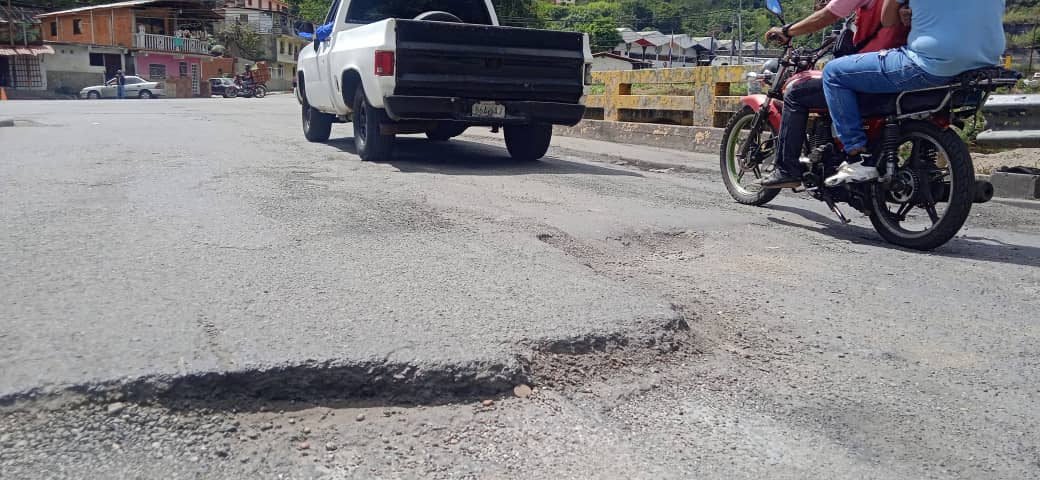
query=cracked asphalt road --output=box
[1,96,1038,479]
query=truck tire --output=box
[504,124,552,161]
[425,123,468,142]
[352,85,395,161]
[302,103,333,142]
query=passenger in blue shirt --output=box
[820,0,1006,187]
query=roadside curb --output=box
[0,118,14,128]
[978,173,1040,201]
[554,120,724,155]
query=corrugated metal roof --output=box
[0,4,45,23]
[36,0,163,17]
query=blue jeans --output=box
[117,85,125,99]
[822,48,953,154]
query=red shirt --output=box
[854,0,909,53]
[827,0,909,53]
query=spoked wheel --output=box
[868,121,974,251]
[254,85,267,98]
[720,106,781,206]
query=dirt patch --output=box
[973,148,1040,174]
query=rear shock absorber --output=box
[880,117,901,182]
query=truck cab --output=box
[296,0,592,161]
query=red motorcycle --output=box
[231,74,267,98]
[721,0,1016,250]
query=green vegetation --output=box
[23,0,1040,53]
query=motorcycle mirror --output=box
[766,0,785,21]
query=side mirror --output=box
[766,0,784,22]
[295,21,315,35]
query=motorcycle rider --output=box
[760,0,910,189]
[821,0,1006,186]
[241,64,254,86]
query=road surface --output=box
[1,96,1038,479]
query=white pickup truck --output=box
[295,0,593,162]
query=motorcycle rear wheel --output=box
[720,106,781,206]
[867,121,974,251]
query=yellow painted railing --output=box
[585,66,752,128]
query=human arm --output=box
[765,7,840,43]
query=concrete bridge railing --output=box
[584,66,751,128]
[559,66,753,154]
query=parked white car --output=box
[295,0,592,162]
[80,76,164,99]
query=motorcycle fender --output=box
[740,94,782,131]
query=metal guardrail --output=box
[585,66,751,128]
[977,94,1040,148]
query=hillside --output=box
[20,0,1040,51]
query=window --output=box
[279,40,284,54]
[148,64,167,79]
[345,0,492,25]
[89,53,104,66]
[50,22,57,36]
[323,0,340,24]
[125,76,144,84]
[247,0,252,5]
[179,61,188,77]
[73,19,83,34]
[238,13,248,23]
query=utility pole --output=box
[737,0,743,65]
[1031,27,1038,76]
[8,0,15,47]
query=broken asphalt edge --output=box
[0,312,691,412]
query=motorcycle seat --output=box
[858,89,956,117]
[857,67,1017,118]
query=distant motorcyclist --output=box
[760,0,909,189]
[821,0,1006,186]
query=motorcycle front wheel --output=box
[867,121,974,251]
[254,85,267,98]
[720,106,781,206]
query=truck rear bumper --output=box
[383,96,585,126]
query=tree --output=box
[576,17,622,51]
[289,0,334,24]
[217,21,263,59]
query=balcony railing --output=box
[133,33,211,55]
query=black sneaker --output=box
[759,169,802,189]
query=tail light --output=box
[374,50,395,76]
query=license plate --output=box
[471,102,506,118]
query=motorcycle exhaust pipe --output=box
[933,179,994,204]
[973,179,994,204]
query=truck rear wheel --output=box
[302,103,333,142]
[504,123,552,161]
[353,86,395,161]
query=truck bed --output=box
[393,20,586,104]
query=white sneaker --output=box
[824,161,879,187]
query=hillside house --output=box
[37,0,222,93]
[0,4,53,90]
[217,0,301,90]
